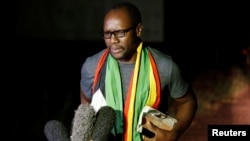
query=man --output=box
[80,2,197,141]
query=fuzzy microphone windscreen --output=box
[91,106,116,141]
[44,120,70,141]
[70,104,96,141]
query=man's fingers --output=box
[141,116,157,138]
[142,115,157,131]
[141,127,155,138]
[142,135,152,141]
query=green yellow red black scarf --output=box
[92,42,161,141]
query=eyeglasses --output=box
[100,26,136,39]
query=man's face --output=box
[103,8,142,63]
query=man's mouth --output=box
[111,47,123,54]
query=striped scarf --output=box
[92,42,161,141]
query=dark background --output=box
[6,1,249,141]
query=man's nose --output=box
[110,33,119,43]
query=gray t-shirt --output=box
[80,47,188,104]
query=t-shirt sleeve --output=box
[80,49,105,99]
[80,50,105,100]
[169,61,189,98]
[80,57,95,100]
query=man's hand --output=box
[142,116,178,141]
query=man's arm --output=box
[142,86,197,141]
[169,86,197,140]
[80,87,91,105]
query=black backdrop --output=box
[6,1,250,141]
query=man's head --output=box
[102,2,143,63]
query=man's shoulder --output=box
[82,49,106,70]
[147,47,172,61]
[85,49,106,62]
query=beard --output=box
[109,46,136,63]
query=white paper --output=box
[90,88,107,113]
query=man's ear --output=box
[136,23,143,37]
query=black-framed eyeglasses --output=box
[100,26,136,39]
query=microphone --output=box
[44,120,70,141]
[70,104,96,141]
[90,106,116,141]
